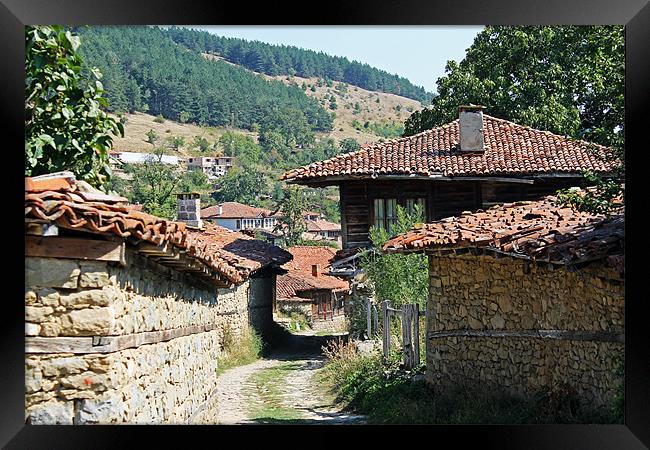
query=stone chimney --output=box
[176,192,203,228]
[458,105,485,152]
[312,264,320,277]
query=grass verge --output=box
[216,326,264,376]
[318,338,622,424]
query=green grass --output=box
[216,327,264,376]
[276,310,311,333]
[247,362,304,423]
[319,339,622,424]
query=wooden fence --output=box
[364,298,424,370]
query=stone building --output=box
[24,172,291,424]
[276,246,349,332]
[383,193,624,410]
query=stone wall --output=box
[25,248,274,424]
[426,254,624,408]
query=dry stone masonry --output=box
[25,249,274,424]
[426,254,624,408]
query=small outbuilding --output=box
[276,246,349,332]
[383,193,624,409]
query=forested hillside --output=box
[74,26,333,143]
[165,27,432,103]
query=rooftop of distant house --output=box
[277,245,349,300]
[305,218,341,233]
[201,202,279,220]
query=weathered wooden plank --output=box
[366,298,372,338]
[427,329,625,343]
[413,303,420,367]
[25,235,125,265]
[25,322,222,354]
[382,300,390,358]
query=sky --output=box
[193,26,484,93]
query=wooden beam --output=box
[25,235,125,265]
[25,323,222,354]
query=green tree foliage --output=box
[274,186,307,247]
[75,26,333,134]
[339,138,360,153]
[214,167,268,206]
[361,205,428,307]
[115,150,215,219]
[557,144,624,214]
[191,135,211,153]
[219,131,262,167]
[403,26,624,148]
[166,135,185,151]
[164,27,431,101]
[367,121,404,138]
[145,129,159,146]
[121,148,180,219]
[25,25,123,189]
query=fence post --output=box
[366,298,372,338]
[413,303,420,367]
[401,304,412,369]
[372,304,378,337]
[382,300,390,358]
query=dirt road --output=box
[212,332,365,425]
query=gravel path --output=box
[212,333,365,425]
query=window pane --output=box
[386,199,397,232]
[374,198,385,229]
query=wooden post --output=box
[366,298,372,338]
[414,303,420,367]
[372,304,379,338]
[401,304,411,369]
[382,300,390,358]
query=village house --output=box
[201,201,280,232]
[302,215,342,245]
[276,246,349,332]
[187,156,235,180]
[281,105,614,251]
[383,193,624,410]
[24,173,292,424]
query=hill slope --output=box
[167,26,433,103]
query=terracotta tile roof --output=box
[281,114,614,182]
[25,175,291,285]
[276,274,317,301]
[201,202,278,219]
[383,192,624,271]
[305,218,341,233]
[277,246,349,300]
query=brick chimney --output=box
[176,192,203,228]
[458,105,485,152]
[312,264,320,277]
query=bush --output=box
[153,114,165,123]
[216,326,264,375]
[320,341,620,424]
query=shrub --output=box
[216,326,264,375]
[320,342,620,424]
[153,114,165,123]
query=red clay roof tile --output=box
[281,115,615,182]
[383,192,623,271]
[25,175,291,284]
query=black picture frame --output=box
[2,0,648,447]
